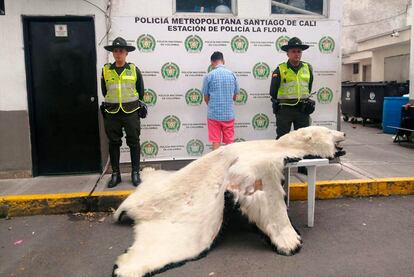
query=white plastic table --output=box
[284,158,329,227]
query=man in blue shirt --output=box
[202,51,239,150]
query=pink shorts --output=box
[208,119,235,144]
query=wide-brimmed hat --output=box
[104,37,135,52]
[281,37,309,52]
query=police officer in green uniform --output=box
[102,37,144,188]
[269,37,314,139]
[269,37,314,175]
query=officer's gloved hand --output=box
[137,101,147,118]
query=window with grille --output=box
[175,0,234,14]
[0,0,5,15]
[271,0,325,16]
[353,63,359,74]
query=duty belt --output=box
[279,99,302,105]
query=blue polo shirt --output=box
[202,65,239,121]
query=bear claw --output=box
[112,264,118,277]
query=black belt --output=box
[279,99,302,104]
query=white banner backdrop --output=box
[109,16,340,162]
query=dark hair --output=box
[210,51,224,61]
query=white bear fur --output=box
[113,126,345,277]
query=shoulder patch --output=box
[272,73,278,78]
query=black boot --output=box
[108,172,121,188]
[131,171,141,187]
[107,144,121,188]
[130,146,141,187]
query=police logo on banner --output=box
[143,89,157,106]
[317,87,334,104]
[253,63,270,79]
[319,36,335,54]
[252,113,270,130]
[162,115,181,132]
[235,88,248,105]
[141,141,159,158]
[231,35,249,53]
[186,139,204,156]
[275,35,290,52]
[185,88,203,106]
[137,34,156,52]
[185,35,203,53]
[161,62,180,80]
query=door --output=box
[362,65,371,82]
[23,16,101,175]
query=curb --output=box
[0,191,130,218]
[289,177,414,200]
[1,177,414,218]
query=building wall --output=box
[342,61,372,82]
[342,0,410,55]
[0,0,342,177]
[0,111,32,178]
[384,54,410,81]
[362,64,372,81]
[371,43,410,81]
[109,0,341,19]
[342,64,353,82]
[342,0,412,91]
[0,0,108,177]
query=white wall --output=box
[110,0,341,20]
[0,0,108,111]
[343,57,374,82]
[371,43,410,81]
[360,59,372,82]
[0,0,344,172]
[237,0,271,18]
[0,0,342,112]
[342,0,409,55]
[384,54,410,81]
[111,0,173,16]
[342,64,353,82]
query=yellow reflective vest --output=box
[277,62,310,102]
[103,63,140,113]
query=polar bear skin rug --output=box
[112,126,345,277]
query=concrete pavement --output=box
[1,121,414,217]
[1,196,413,277]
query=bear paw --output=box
[112,253,145,277]
[112,264,143,277]
[269,225,302,256]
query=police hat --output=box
[104,37,136,52]
[281,37,309,52]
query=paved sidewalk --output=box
[1,121,413,217]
